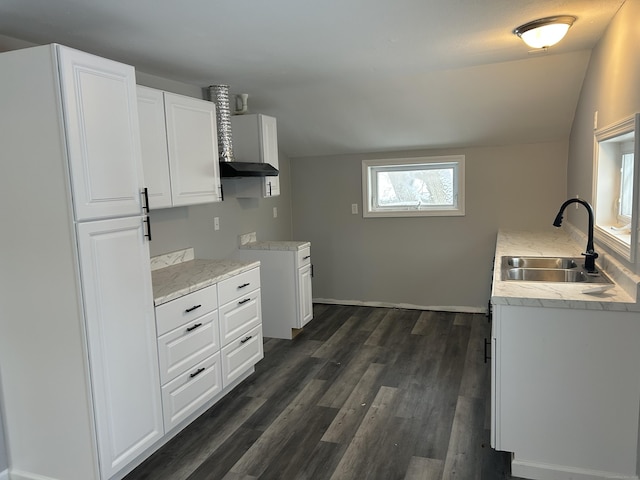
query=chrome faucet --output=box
[552,198,598,273]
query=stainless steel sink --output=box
[500,256,612,283]
[505,256,578,269]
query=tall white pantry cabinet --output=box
[0,44,163,480]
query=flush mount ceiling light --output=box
[513,16,576,49]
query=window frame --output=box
[362,155,465,218]
[592,113,640,263]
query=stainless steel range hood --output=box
[219,161,278,177]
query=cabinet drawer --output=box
[221,325,263,388]
[219,289,262,346]
[155,284,218,336]
[157,309,220,385]
[297,245,311,267]
[161,352,222,432]
[218,268,260,305]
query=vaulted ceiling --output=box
[0,0,625,158]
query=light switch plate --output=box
[214,217,220,230]
[273,207,278,218]
[351,203,358,214]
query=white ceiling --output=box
[0,0,625,158]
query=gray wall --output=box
[135,71,294,260]
[290,142,568,310]
[567,0,640,275]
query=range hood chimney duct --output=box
[207,85,278,177]
[208,85,235,162]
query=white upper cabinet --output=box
[164,91,222,206]
[57,46,144,221]
[231,113,280,197]
[137,86,173,209]
[137,87,222,208]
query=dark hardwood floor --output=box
[125,304,514,480]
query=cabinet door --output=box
[76,216,163,479]
[231,114,280,198]
[261,115,280,197]
[57,45,144,221]
[163,92,221,206]
[137,85,173,209]
[297,263,313,328]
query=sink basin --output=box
[500,256,612,283]
[505,256,578,269]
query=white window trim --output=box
[362,155,465,218]
[592,113,640,263]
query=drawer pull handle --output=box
[186,323,203,332]
[240,335,253,344]
[190,367,206,378]
[238,298,251,305]
[303,255,311,260]
[185,304,202,313]
[238,282,250,289]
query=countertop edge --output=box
[152,259,261,306]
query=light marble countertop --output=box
[239,240,310,251]
[492,229,640,311]
[150,249,260,306]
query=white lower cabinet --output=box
[491,304,640,480]
[235,243,313,339]
[153,266,263,435]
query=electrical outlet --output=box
[273,207,278,218]
[214,217,220,231]
[351,203,358,214]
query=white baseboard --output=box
[313,298,487,314]
[0,468,8,480]
[512,458,639,480]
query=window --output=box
[362,156,465,217]
[593,114,639,262]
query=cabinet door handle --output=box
[143,216,152,241]
[303,255,311,260]
[219,184,224,201]
[238,282,250,289]
[238,298,250,305]
[311,264,314,277]
[240,335,252,344]
[186,322,203,332]
[190,367,206,378]
[142,187,150,213]
[484,338,491,364]
[185,304,202,313]
[267,181,272,196]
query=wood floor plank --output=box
[257,405,338,480]
[187,427,262,480]
[316,344,386,409]
[459,316,491,400]
[322,362,386,443]
[442,395,486,480]
[328,386,398,480]
[228,378,328,477]
[404,456,444,480]
[124,394,266,480]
